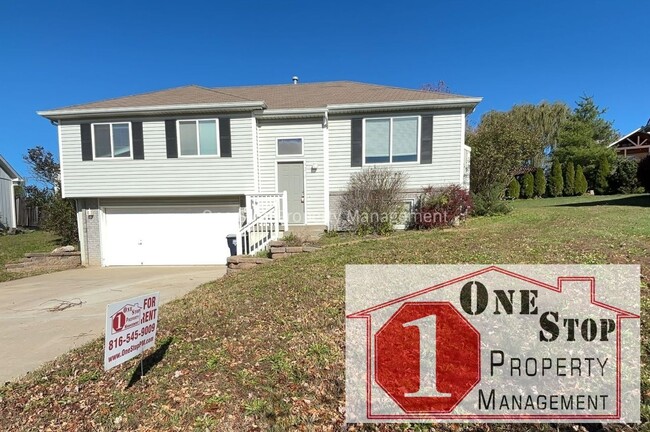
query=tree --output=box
[609,157,639,194]
[510,102,570,166]
[23,146,78,244]
[548,160,564,197]
[563,161,575,196]
[554,96,618,187]
[638,156,650,192]
[594,155,611,194]
[507,177,520,199]
[421,81,451,93]
[534,168,546,197]
[575,165,588,194]
[521,173,534,199]
[468,111,539,194]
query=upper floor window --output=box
[178,119,219,156]
[93,123,131,158]
[277,138,303,156]
[364,116,418,164]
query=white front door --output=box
[102,206,239,266]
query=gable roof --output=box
[0,155,21,180]
[38,81,482,119]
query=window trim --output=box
[276,137,304,157]
[176,118,221,158]
[91,122,133,160]
[362,116,420,166]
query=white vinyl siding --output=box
[329,109,465,192]
[257,119,325,225]
[0,168,14,228]
[59,115,255,197]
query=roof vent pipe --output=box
[292,76,299,85]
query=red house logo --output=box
[110,303,142,334]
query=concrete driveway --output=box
[0,266,225,384]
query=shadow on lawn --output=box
[126,337,173,389]
[557,195,650,208]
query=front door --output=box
[277,162,305,224]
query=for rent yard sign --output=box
[104,292,160,371]
[345,265,640,423]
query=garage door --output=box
[102,206,239,266]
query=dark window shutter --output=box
[131,122,144,160]
[420,116,433,164]
[219,118,231,157]
[165,120,178,158]
[351,118,362,167]
[80,123,93,161]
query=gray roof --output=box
[0,155,21,180]
[40,81,481,116]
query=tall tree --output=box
[521,173,534,199]
[468,111,540,194]
[575,165,588,194]
[548,160,564,197]
[510,102,570,166]
[594,155,611,195]
[554,96,617,187]
[564,161,575,196]
[534,168,546,197]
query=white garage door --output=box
[102,206,239,266]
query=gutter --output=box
[37,101,267,120]
[255,108,327,120]
[327,97,483,114]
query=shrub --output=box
[638,156,650,192]
[563,161,575,196]
[575,164,588,195]
[594,155,611,194]
[412,185,472,229]
[609,157,639,194]
[43,194,78,245]
[338,167,406,235]
[507,177,520,200]
[471,184,512,216]
[548,160,564,197]
[521,173,534,199]
[534,168,546,198]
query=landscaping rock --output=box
[302,246,320,252]
[271,253,288,259]
[52,245,76,253]
[269,240,287,247]
[285,246,303,253]
[270,247,286,254]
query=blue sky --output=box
[1,0,648,181]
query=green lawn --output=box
[1,195,649,431]
[0,230,60,282]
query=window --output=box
[277,138,303,156]
[93,123,131,158]
[178,120,219,156]
[364,116,418,164]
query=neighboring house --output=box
[0,155,22,229]
[38,80,481,267]
[608,119,650,161]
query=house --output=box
[37,80,481,267]
[0,155,22,230]
[607,119,650,161]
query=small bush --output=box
[609,157,639,194]
[575,164,588,195]
[534,168,546,198]
[471,184,512,216]
[638,156,650,192]
[338,167,407,235]
[412,185,472,229]
[507,177,520,200]
[563,161,575,196]
[548,160,564,197]
[521,173,534,199]
[43,194,78,245]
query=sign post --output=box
[104,292,160,372]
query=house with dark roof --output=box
[38,80,482,267]
[0,155,22,229]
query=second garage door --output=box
[102,206,239,266]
